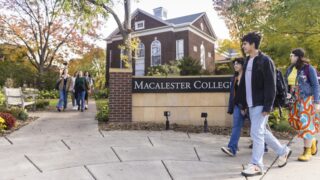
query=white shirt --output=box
[245,57,255,107]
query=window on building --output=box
[193,46,198,52]
[120,49,124,68]
[109,50,112,65]
[200,44,206,69]
[135,21,145,30]
[208,52,211,58]
[151,39,161,66]
[200,23,204,31]
[137,43,145,58]
[176,39,184,60]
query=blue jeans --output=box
[77,91,86,110]
[57,90,68,109]
[249,106,289,170]
[228,105,245,155]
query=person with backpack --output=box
[56,68,72,112]
[284,48,320,161]
[236,32,291,177]
[75,71,89,112]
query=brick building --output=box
[106,7,217,76]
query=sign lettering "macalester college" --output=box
[132,76,232,93]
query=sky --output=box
[98,0,230,47]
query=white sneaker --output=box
[241,164,263,177]
[72,106,77,110]
[221,147,234,157]
[277,148,292,168]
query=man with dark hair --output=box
[237,32,292,177]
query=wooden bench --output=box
[4,87,35,110]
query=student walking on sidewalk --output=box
[236,32,291,177]
[221,57,246,156]
[56,69,71,112]
[285,48,320,161]
[75,71,89,112]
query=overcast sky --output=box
[99,0,230,47]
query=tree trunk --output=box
[37,66,45,90]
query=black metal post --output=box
[204,117,208,133]
[166,116,170,130]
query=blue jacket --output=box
[285,64,319,103]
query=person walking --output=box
[84,71,94,110]
[70,71,78,110]
[75,71,88,112]
[56,69,71,112]
[221,57,246,156]
[237,32,291,177]
[285,48,320,161]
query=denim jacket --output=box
[285,64,319,103]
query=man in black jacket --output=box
[238,32,292,177]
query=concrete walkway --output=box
[0,101,319,180]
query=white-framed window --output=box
[109,50,112,64]
[176,39,184,60]
[135,20,145,30]
[137,43,145,58]
[200,43,206,69]
[200,23,204,31]
[193,46,198,52]
[135,43,145,76]
[151,38,161,66]
[120,49,124,68]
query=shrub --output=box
[268,108,292,132]
[94,88,109,100]
[178,56,202,76]
[37,90,59,99]
[215,63,233,75]
[0,112,16,130]
[95,100,109,122]
[147,65,170,76]
[2,107,28,121]
[35,99,50,109]
[0,117,6,132]
[0,89,5,106]
[147,61,180,76]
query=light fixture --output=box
[164,111,170,130]
[201,112,208,133]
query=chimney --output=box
[153,7,167,20]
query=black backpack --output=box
[273,69,288,116]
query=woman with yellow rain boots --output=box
[284,48,320,161]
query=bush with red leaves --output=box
[0,112,16,130]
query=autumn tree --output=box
[0,0,100,88]
[261,0,320,67]
[212,0,269,56]
[65,0,136,87]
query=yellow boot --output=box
[311,139,318,156]
[298,147,312,161]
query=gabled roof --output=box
[106,8,217,41]
[166,12,204,25]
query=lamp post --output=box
[164,111,171,130]
[201,112,208,133]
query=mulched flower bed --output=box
[0,116,38,137]
[99,122,296,140]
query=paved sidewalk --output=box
[0,101,318,180]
